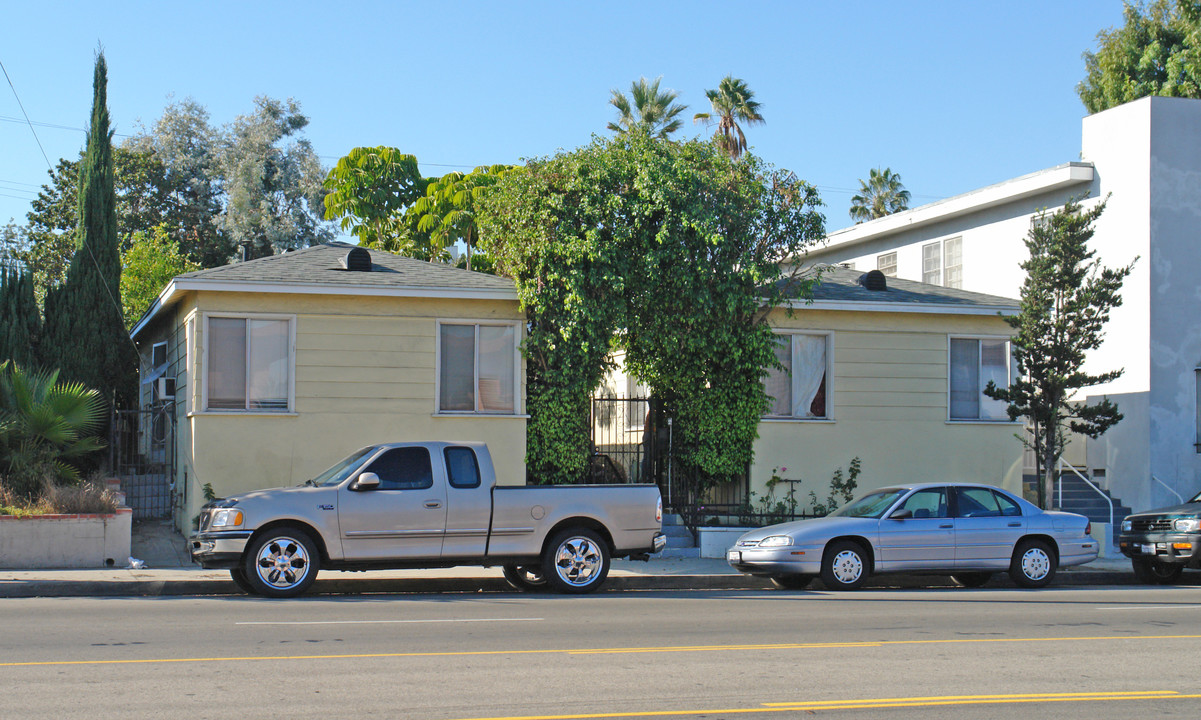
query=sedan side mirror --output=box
[351,472,380,491]
[889,509,913,520]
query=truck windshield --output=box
[314,447,376,487]
[830,489,908,519]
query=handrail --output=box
[1059,460,1113,533]
[1151,474,1185,504]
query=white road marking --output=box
[1096,606,1201,611]
[236,617,543,626]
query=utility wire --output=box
[0,59,53,168]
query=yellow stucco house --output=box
[130,243,527,529]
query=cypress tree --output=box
[41,51,136,407]
[0,268,41,367]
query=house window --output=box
[943,237,963,289]
[877,252,897,277]
[922,242,941,285]
[949,337,1011,421]
[764,332,830,419]
[205,316,293,412]
[438,322,518,414]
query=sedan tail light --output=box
[1085,522,1091,536]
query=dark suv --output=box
[1118,491,1201,583]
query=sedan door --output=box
[953,486,1026,569]
[875,487,956,572]
[337,446,447,560]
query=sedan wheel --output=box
[820,540,869,590]
[1009,539,1057,589]
[950,572,992,589]
[1131,558,1184,584]
[769,574,814,590]
[244,527,321,598]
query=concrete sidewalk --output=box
[0,519,1144,599]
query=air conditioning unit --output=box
[157,377,176,400]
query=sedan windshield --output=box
[830,489,908,519]
[314,447,376,487]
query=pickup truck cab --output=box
[190,442,665,597]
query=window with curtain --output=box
[764,333,828,419]
[206,316,291,411]
[949,337,1011,421]
[438,322,517,414]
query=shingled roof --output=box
[778,265,1019,314]
[173,242,516,294]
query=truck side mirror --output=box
[351,472,380,491]
[889,509,913,520]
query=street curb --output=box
[0,569,1140,599]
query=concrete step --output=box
[657,546,701,559]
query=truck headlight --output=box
[210,509,244,529]
[759,535,793,548]
[1173,518,1201,533]
[1121,519,1132,532]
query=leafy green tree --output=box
[0,361,105,498]
[984,198,1135,508]
[40,51,137,409]
[120,224,200,329]
[693,75,765,160]
[849,167,912,222]
[410,165,514,270]
[1078,0,1201,113]
[607,76,688,139]
[479,132,824,489]
[0,223,27,272]
[218,96,334,259]
[0,269,40,368]
[323,147,428,249]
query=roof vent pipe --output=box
[857,270,888,291]
[343,247,372,272]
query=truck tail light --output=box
[656,498,662,524]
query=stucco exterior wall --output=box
[146,290,527,527]
[751,308,1023,501]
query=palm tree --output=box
[0,361,105,497]
[607,76,687,139]
[693,75,765,160]
[849,168,912,223]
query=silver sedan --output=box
[727,482,1098,590]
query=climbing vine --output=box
[479,132,825,488]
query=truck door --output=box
[439,446,492,558]
[337,446,447,560]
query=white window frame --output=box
[877,252,897,277]
[434,319,523,416]
[922,241,941,285]
[200,312,297,414]
[947,335,1016,423]
[763,330,834,422]
[943,237,963,289]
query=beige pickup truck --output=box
[189,441,665,597]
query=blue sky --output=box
[1,1,1124,237]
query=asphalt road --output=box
[3,585,1200,719]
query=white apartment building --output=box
[805,96,1201,513]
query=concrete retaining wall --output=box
[0,508,132,569]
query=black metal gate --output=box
[588,396,748,521]
[110,404,176,519]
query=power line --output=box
[0,59,53,169]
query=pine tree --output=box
[984,197,1135,508]
[41,51,136,408]
[0,268,41,367]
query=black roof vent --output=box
[857,270,888,291]
[343,247,372,272]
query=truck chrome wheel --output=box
[543,528,610,594]
[245,528,321,598]
[502,564,547,591]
